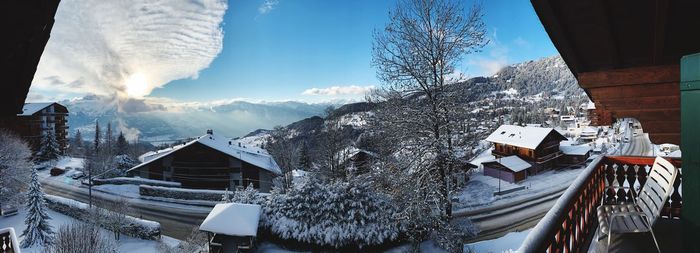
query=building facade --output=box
[487,125,567,174]
[14,103,69,153]
[128,131,281,192]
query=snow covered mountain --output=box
[246,55,587,163]
[62,95,337,142]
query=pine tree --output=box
[116,132,128,155]
[21,168,54,248]
[93,120,101,154]
[106,122,113,152]
[73,130,83,148]
[297,142,311,170]
[37,130,61,162]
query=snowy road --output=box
[41,179,210,240]
[616,119,655,156]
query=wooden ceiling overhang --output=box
[531,0,700,145]
[0,0,61,117]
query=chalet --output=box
[482,155,531,183]
[14,102,69,152]
[127,130,281,192]
[486,125,567,174]
[559,144,592,165]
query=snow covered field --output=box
[0,208,180,253]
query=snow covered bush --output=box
[262,178,404,249]
[114,154,139,175]
[139,185,224,201]
[44,194,160,240]
[221,183,265,205]
[50,222,117,253]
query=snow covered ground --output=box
[0,208,180,253]
[465,228,531,253]
[454,163,587,211]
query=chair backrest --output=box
[637,157,678,224]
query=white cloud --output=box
[301,85,375,96]
[258,0,279,14]
[464,28,510,76]
[30,0,228,99]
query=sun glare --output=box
[124,73,149,97]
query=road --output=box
[41,179,210,240]
[616,119,655,156]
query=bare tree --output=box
[50,222,117,253]
[315,106,350,180]
[266,126,299,189]
[106,198,131,240]
[371,0,486,250]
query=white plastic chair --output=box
[596,156,678,253]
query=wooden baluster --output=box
[604,163,616,204]
[615,164,627,203]
[625,164,638,202]
[669,168,682,218]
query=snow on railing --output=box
[0,227,20,253]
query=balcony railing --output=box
[519,156,682,253]
[1,227,20,253]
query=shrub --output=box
[139,185,224,201]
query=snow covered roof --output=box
[18,102,54,116]
[200,203,261,237]
[559,145,592,156]
[486,125,566,150]
[483,155,531,172]
[586,101,596,110]
[129,131,282,175]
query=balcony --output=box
[519,156,682,253]
[0,227,20,253]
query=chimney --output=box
[228,141,232,145]
[206,129,213,135]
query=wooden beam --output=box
[648,133,680,145]
[594,95,679,110]
[578,65,679,88]
[652,0,670,64]
[593,0,620,67]
[587,82,680,99]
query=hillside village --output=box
[1,0,696,253]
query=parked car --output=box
[70,171,84,179]
[1,205,18,217]
[50,167,65,176]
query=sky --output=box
[27,0,559,105]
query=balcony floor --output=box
[588,219,682,253]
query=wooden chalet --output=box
[13,102,69,152]
[127,130,281,192]
[486,125,567,174]
[520,1,700,252]
[482,155,531,183]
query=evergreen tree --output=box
[21,168,54,248]
[73,130,83,148]
[116,131,128,155]
[37,130,61,162]
[93,120,101,154]
[106,122,113,152]
[297,142,311,170]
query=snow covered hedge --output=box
[139,185,224,201]
[261,179,405,249]
[92,177,181,188]
[44,194,161,240]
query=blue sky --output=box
[30,0,559,104]
[148,0,559,102]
